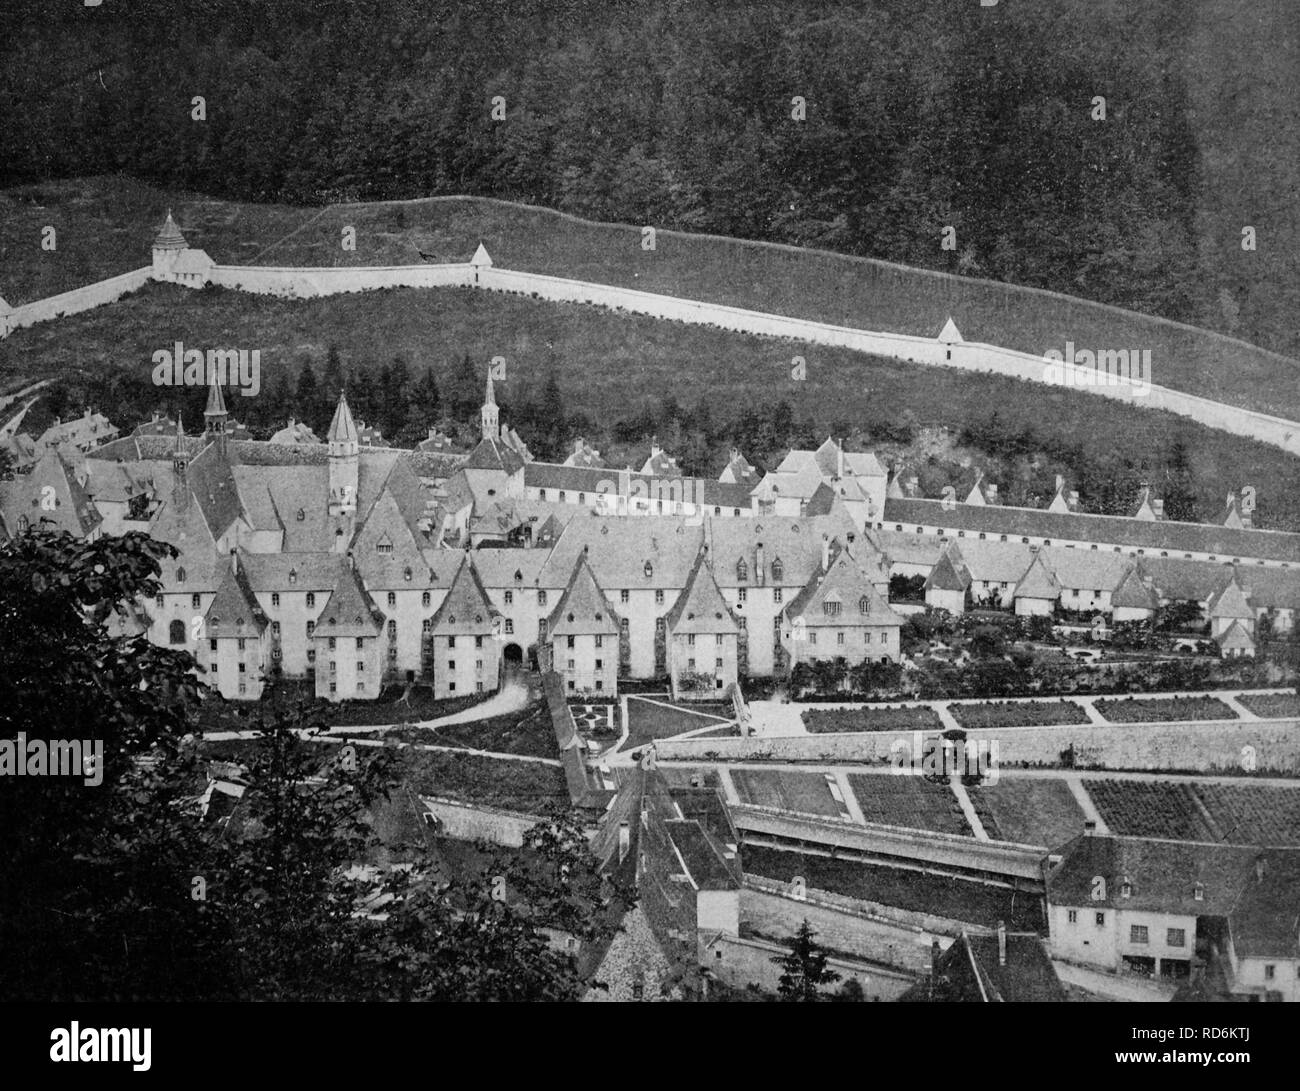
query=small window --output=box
[387,592,396,607]
[449,636,456,648]
[387,620,397,640]
[176,567,187,583]
[168,619,186,645]
[538,591,547,607]
[1130,925,1148,945]
[567,635,575,649]
[737,588,747,604]
[306,593,316,608]
[422,591,431,607]
[621,589,630,604]
[329,637,337,650]
[271,621,281,637]
[773,588,783,603]
[1095,912,1105,926]
[1067,910,1078,924]
[1166,929,1185,948]
[475,635,483,648]
[1264,964,1275,981]
[655,590,665,605]
[271,593,280,608]
[191,593,202,610]
[504,590,513,605]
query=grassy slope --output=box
[2,178,1299,423]
[3,276,1300,530]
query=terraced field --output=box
[1193,784,1300,845]
[847,773,971,837]
[949,700,1090,730]
[804,705,944,733]
[967,779,1088,849]
[1085,780,1214,841]
[731,770,850,820]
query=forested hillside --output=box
[2,0,1297,357]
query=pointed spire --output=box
[327,390,359,447]
[484,368,496,406]
[173,414,186,455]
[204,367,227,418]
[938,316,963,344]
[153,208,188,251]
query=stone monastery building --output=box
[0,215,1297,702]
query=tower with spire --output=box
[172,415,190,510]
[203,366,229,455]
[151,209,188,279]
[328,390,360,517]
[481,366,499,442]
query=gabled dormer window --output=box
[736,559,748,582]
[376,534,394,555]
[1120,881,1132,899]
[176,567,187,583]
[1193,883,1204,901]
[289,569,297,585]
[859,595,871,614]
[823,601,841,617]
[771,558,783,582]
[404,567,413,581]
[296,508,305,522]
[644,562,653,579]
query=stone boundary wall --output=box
[206,261,475,297]
[706,932,916,1000]
[3,267,152,335]
[4,251,1298,455]
[741,880,955,974]
[657,718,1300,774]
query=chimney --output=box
[1151,498,1164,520]
[837,441,844,479]
[997,920,1007,966]
[347,549,355,572]
[574,437,584,455]
[618,821,630,864]
[730,446,740,465]
[230,548,238,574]
[1084,820,1097,836]
[756,542,765,585]
[986,483,998,504]
[905,475,918,497]
[821,533,830,573]
[1068,490,1079,511]
[650,435,660,458]
[1256,855,1266,884]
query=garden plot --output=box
[966,778,1087,848]
[621,697,731,751]
[804,705,944,733]
[949,700,1090,730]
[1084,780,1215,841]
[846,773,972,837]
[1093,696,1237,723]
[1192,784,1300,845]
[1236,693,1300,719]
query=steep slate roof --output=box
[706,510,860,589]
[0,447,102,538]
[1040,546,1134,592]
[326,392,359,446]
[1111,564,1160,610]
[539,517,703,590]
[1217,620,1256,651]
[901,931,1065,1003]
[1207,572,1255,620]
[881,497,1300,564]
[522,461,752,509]
[269,419,320,445]
[312,562,385,638]
[463,436,524,474]
[204,555,269,634]
[153,210,188,249]
[664,551,740,636]
[186,442,245,541]
[924,543,971,592]
[547,554,622,636]
[720,449,759,485]
[1046,834,1257,915]
[1228,852,1300,959]
[1012,552,1060,600]
[784,542,904,628]
[427,554,499,635]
